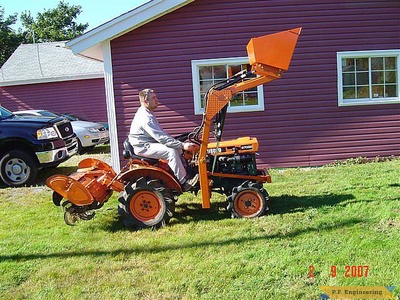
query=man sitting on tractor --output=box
[128,88,199,191]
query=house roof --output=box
[66,0,194,60]
[0,41,103,87]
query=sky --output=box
[2,0,150,31]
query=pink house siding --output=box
[0,78,107,123]
[111,0,400,168]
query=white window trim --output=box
[337,49,400,106]
[191,57,264,115]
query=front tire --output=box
[227,181,269,218]
[77,139,86,154]
[0,150,38,187]
[118,177,175,230]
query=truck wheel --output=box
[227,181,269,218]
[0,150,38,187]
[118,177,175,230]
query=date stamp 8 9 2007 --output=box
[309,265,370,278]
[308,265,396,299]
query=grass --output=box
[0,147,399,299]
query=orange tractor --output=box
[46,28,301,229]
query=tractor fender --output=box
[78,158,116,176]
[118,165,182,194]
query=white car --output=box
[13,110,109,153]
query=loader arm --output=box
[198,27,302,208]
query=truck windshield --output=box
[0,106,14,120]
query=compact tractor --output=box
[46,28,302,229]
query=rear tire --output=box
[118,177,175,230]
[0,150,38,187]
[227,181,269,218]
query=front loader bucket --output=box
[247,27,301,74]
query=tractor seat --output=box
[123,139,159,164]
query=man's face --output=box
[146,92,159,111]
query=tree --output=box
[0,7,23,67]
[0,2,88,67]
[20,1,88,43]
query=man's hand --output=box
[183,142,200,154]
[183,142,200,160]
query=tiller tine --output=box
[52,191,63,206]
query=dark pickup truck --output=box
[0,105,78,187]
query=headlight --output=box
[86,127,100,133]
[37,127,59,140]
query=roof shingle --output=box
[0,42,103,86]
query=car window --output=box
[61,114,76,121]
[39,111,59,117]
[15,113,32,116]
[61,114,82,121]
[0,106,13,120]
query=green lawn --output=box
[0,150,399,299]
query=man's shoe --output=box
[182,174,199,192]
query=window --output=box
[191,57,264,115]
[337,50,400,106]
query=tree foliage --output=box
[21,1,88,43]
[0,1,88,66]
[0,7,23,67]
